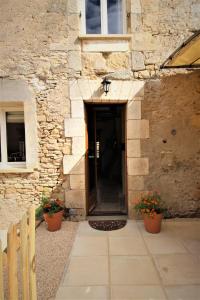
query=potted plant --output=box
[36,195,64,232]
[134,191,166,233]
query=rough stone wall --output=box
[0,0,199,221]
[131,0,200,77]
[0,0,72,219]
[81,0,200,78]
[142,71,200,217]
[77,0,200,217]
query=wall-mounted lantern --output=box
[101,77,111,95]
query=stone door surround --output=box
[63,79,149,218]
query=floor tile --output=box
[144,236,187,254]
[109,237,147,255]
[56,220,200,299]
[165,285,200,300]
[62,256,109,286]
[108,221,141,237]
[110,256,160,285]
[72,237,108,256]
[77,222,107,237]
[154,254,200,285]
[168,221,200,240]
[56,286,109,300]
[111,285,166,300]
[181,239,200,254]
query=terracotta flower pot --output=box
[143,213,163,234]
[43,210,63,232]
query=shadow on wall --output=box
[50,155,86,219]
[142,70,200,217]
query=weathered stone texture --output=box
[0,0,72,217]
[131,0,200,70]
[82,52,130,77]
[0,0,199,221]
[142,72,200,216]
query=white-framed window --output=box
[0,106,26,168]
[0,79,38,172]
[81,0,126,34]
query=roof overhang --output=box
[161,30,200,69]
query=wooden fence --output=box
[0,206,37,300]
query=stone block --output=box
[78,79,92,100]
[127,139,141,157]
[94,55,107,73]
[0,79,32,102]
[128,176,144,190]
[132,51,145,71]
[131,0,142,13]
[138,70,151,79]
[109,80,123,101]
[106,53,130,72]
[132,32,158,51]
[65,190,86,208]
[142,0,159,12]
[109,70,133,80]
[47,1,67,14]
[68,51,82,72]
[66,35,81,51]
[127,158,149,175]
[68,14,80,30]
[119,81,134,100]
[49,43,68,51]
[192,3,200,13]
[69,80,82,101]
[24,100,38,169]
[67,0,79,14]
[128,81,144,100]
[63,142,71,155]
[71,101,84,118]
[127,101,141,120]
[131,13,143,32]
[89,80,102,100]
[71,157,85,175]
[119,81,130,101]
[127,120,149,139]
[65,118,85,137]
[70,175,85,190]
[82,40,129,52]
[63,155,85,175]
[72,137,86,156]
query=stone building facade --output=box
[0,0,199,222]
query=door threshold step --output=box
[87,215,128,221]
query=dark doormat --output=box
[88,220,127,231]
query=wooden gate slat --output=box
[29,206,37,300]
[0,241,4,300]
[20,214,29,300]
[7,224,18,300]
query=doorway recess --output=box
[85,104,127,216]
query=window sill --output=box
[79,34,132,52]
[0,167,34,173]
[79,34,132,40]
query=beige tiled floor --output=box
[109,236,147,255]
[56,219,200,300]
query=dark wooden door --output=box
[86,107,97,213]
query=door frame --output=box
[85,102,128,216]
